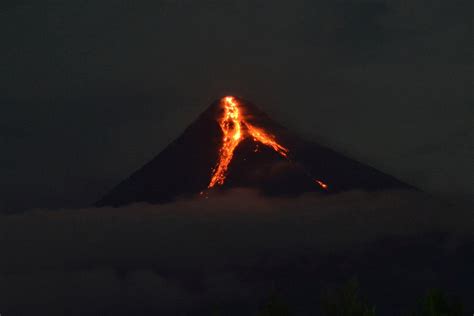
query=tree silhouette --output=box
[321,278,376,316]
[257,292,291,316]
[409,289,463,316]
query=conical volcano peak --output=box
[96,97,413,207]
[205,96,286,130]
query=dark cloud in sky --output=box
[1,190,473,315]
[0,0,472,212]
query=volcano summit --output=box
[96,97,412,207]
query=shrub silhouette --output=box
[212,305,222,316]
[257,292,291,316]
[321,278,376,316]
[409,289,463,316]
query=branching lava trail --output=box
[207,96,328,191]
[207,97,243,188]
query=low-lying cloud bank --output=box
[1,190,472,315]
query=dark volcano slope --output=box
[96,98,413,207]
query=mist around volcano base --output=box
[1,189,473,315]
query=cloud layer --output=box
[1,190,472,315]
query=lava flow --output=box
[207,96,328,190]
[207,96,244,188]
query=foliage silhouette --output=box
[408,289,463,316]
[257,291,291,316]
[321,278,376,316]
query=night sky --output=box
[1,2,473,315]
[1,0,471,212]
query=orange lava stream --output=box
[208,96,327,191]
[315,179,328,190]
[208,97,243,188]
[246,124,288,158]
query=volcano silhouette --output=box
[96,97,413,207]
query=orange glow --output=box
[208,97,243,188]
[246,124,288,158]
[207,96,327,191]
[315,179,328,190]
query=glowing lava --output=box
[207,97,243,188]
[207,96,327,191]
[246,124,288,158]
[315,179,328,190]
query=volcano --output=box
[96,97,413,207]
